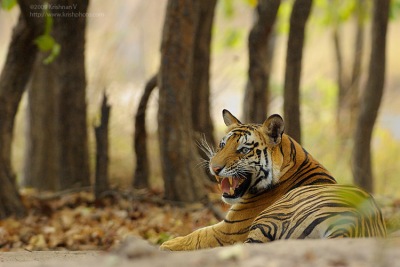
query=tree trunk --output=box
[283,0,312,143]
[0,12,38,218]
[23,0,90,191]
[23,53,59,190]
[94,93,110,199]
[352,0,389,192]
[335,0,365,141]
[190,0,216,150]
[243,0,280,124]
[158,0,206,202]
[133,74,158,189]
[51,0,90,190]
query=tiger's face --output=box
[207,110,285,205]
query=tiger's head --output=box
[206,109,286,205]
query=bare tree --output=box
[283,0,313,143]
[94,93,111,199]
[158,0,207,202]
[0,4,40,218]
[352,0,389,192]
[133,74,157,189]
[243,0,280,124]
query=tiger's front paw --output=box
[159,236,187,251]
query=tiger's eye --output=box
[239,147,250,154]
[219,141,225,149]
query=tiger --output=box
[160,109,386,251]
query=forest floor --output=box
[1,189,400,266]
[2,237,400,267]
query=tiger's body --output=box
[160,110,386,251]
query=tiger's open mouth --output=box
[215,174,251,199]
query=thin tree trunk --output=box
[347,0,365,137]
[95,93,111,199]
[190,0,216,150]
[283,0,313,143]
[333,26,345,122]
[158,0,206,202]
[335,0,365,141]
[133,74,157,189]
[243,0,280,124]
[352,0,389,192]
[0,12,38,218]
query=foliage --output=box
[1,0,16,10]
[373,128,400,196]
[276,0,293,34]
[390,0,400,19]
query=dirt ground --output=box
[1,237,400,267]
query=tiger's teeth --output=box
[229,187,234,195]
[228,177,233,186]
[218,184,222,191]
[215,176,220,182]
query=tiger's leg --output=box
[160,220,249,251]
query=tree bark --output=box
[190,0,216,150]
[133,74,157,189]
[283,0,313,143]
[94,93,110,199]
[51,0,90,190]
[352,0,389,192]
[0,12,38,218]
[243,0,280,124]
[158,0,206,202]
[22,0,90,191]
[23,53,59,190]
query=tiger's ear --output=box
[263,114,284,146]
[222,109,242,126]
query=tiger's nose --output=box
[212,166,223,175]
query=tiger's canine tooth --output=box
[228,177,233,186]
[218,184,222,191]
[229,187,234,195]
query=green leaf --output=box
[43,43,61,65]
[34,35,56,51]
[1,0,17,10]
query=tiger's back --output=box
[247,184,386,243]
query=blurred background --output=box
[0,0,400,251]
[0,0,399,196]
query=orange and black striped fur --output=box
[160,110,386,251]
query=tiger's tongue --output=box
[221,178,238,194]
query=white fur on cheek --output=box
[222,196,241,205]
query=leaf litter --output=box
[0,189,223,251]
